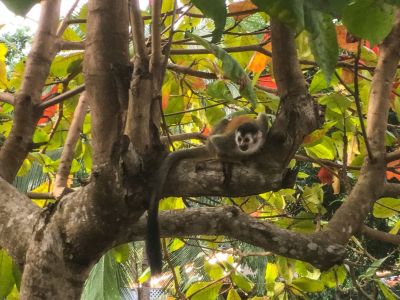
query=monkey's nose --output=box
[239,144,248,151]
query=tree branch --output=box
[53,92,88,199]
[381,182,400,197]
[323,12,400,244]
[0,92,14,105]
[361,225,400,245]
[129,0,148,63]
[39,84,86,109]
[84,0,129,165]
[150,0,163,88]
[0,0,61,182]
[126,207,344,270]
[57,40,85,51]
[0,178,40,266]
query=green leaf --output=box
[305,136,336,160]
[251,0,304,32]
[191,0,227,43]
[164,96,184,125]
[319,93,352,114]
[304,8,338,83]
[343,0,396,45]
[321,265,347,288]
[11,262,21,290]
[81,252,120,300]
[187,33,257,106]
[376,280,400,300]
[227,288,241,300]
[0,43,8,89]
[265,262,279,291]
[0,250,15,298]
[309,70,338,94]
[169,238,185,252]
[204,261,224,280]
[207,80,234,101]
[364,257,387,278]
[1,0,40,16]
[291,277,325,292]
[306,0,349,16]
[373,197,400,218]
[138,268,151,283]
[230,272,254,293]
[185,281,222,300]
[16,159,32,177]
[159,196,185,210]
[205,100,226,126]
[111,243,130,263]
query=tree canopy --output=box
[0,0,399,299]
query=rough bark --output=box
[0,0,61,182]
[0,3,399,299]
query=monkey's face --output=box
[235,130,263,154]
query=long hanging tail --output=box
[145,147,210,275]
[146,189,163,274]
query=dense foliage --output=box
[0,0,399,299]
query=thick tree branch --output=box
[126,207,344,270]
[84,0,129,165]
[381,182,400,197]
[0,92,14,105]
[0,0,61,182]
[361,225,400,245]
[57,40,85,51]
[0,178,40,266]
[323,12,400,244]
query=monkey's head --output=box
[235,122,264,154]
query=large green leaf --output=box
[1,0,39,16]
[343,0,396,45]
[185,281,223,300]
[81,252,120,300]
[187,33,257,107]
[377,280,400,300]
[191,0,227,43]
[306,0,349,16]
[251,0,304,32]
[304,7,338,83]
[321,265,346,288]
[0,249,15,298]
[373,197,400,218]
[291,277,325,292]
[231,271,254,293]
[227,288,241,300]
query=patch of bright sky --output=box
[0,0,149,35]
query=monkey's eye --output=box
[238,137,242,143]
[244,137,249,143]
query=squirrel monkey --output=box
[147,113,269,274]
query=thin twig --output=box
[129,0,147,62]
[39,84,85,109]
[151,0,162,88]
[354,41,374,161]
[56,0,81,37]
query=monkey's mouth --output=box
[239,145,248,151]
